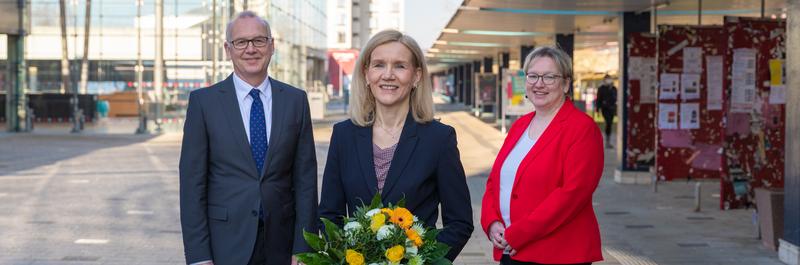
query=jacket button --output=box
[251,210,258,217]
[512,194,518,199]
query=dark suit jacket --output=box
[480,101,603,263]
[179,75,318,265]
[319,113,474,261]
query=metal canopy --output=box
[427,0,786,69]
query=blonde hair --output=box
[349,29,434,127]
[522,46,573,88]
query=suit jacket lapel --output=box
[218,75,260,179]
[380,112,418,198]
[263,78,286,179]
[513,101,574,189]
[356,125,379,197]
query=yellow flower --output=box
[405,228,423,247]
[370,212,386,232]
[345,249,365,265]
[381,208,394,217]
[385,245,405,262]
[390,207,414,229]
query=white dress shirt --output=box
[233,73,273,145]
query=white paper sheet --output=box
[706,56,724,110]
[660,73,680,100]
[769,85,786,104]
[659,103,679,129]
[629,57,643,80]
[731,48,757,113]
[683,47,703,74]
[681,73,701,100]
[679,103,700,129]
[639,57,657,103]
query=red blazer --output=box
[480,101,604,263]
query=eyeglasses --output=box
[229,37,272,50]
[526,74,563,85]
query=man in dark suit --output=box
[179,11,317,265]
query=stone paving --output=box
[0,104,785,264]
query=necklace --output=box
[378,124,402,139]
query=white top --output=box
[499,124,537,227]
[232,73,273,144]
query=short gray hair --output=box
[225,11,272,42]
[522,46,573,86]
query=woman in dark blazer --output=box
[318,29,474,261]
[480,46,604,265]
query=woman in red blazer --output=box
[480,46,604,265]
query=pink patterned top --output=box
[373,143,398,194]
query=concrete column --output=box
[555,34,574,96]
[458,64,466,103]
[617,11,651,174]
[470,60,481,108]
[6,35,28,132]
[520,45,535,64]
[464,63,473,106]
[781,0,800,264]
[483,57,493,73]
[497,52,509,121]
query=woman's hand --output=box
[488,221,507,249]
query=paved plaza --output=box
[0,104,786,264]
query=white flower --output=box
[413,215,419,222]
[376,225,395,240]
[344,221,362,233]
[405,245,418,256]
[411,224,425,236]
[365,208,381,218]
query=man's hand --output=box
[292,255,303,265]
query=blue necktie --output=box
[249,89,268,220]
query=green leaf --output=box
[369,193,383,209]
[397,194,406,208]
[321,218,342,242]
[296,252,338,265]
[302,230,323,251]
[429,257,453,265]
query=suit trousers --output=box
[500,254,591,265]
[248,220,267,265]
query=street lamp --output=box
[135,0,148,134]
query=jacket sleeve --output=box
[504,122,604,250]
[292,91,319,254]
[318,124,348,228]
[435,127,475,261]
[179,91,213,264]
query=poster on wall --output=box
[659,73,680,100]
[639,58,658,103]
[679,103,700,129]
[659,103,679,129]
[476,74,497,106]
[731,48,757,113]
[706,56,724,110]
[683,47,704,74]
[681,73,701,100]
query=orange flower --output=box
[405,228,423,247]
[390,207,414,229]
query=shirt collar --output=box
[233,72,272,100]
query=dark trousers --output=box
[248,220,267,265]
[601,108,615,138]
[500,254,591,265]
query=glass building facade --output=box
[1,0,326,110]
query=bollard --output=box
[694,182,702,212]
[651,166,658,193]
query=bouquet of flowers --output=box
[298,194,452,265]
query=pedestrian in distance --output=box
[596,74,617,149]
[318,29,474,261]
[179,11,317,265]
[480,46,604,265]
